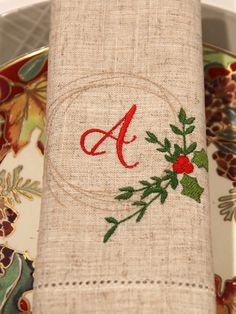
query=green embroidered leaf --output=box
[136,208,146,222]
[141,188,154,199]
[185,117,195,124]
[0,254,33,313]
[172,144,183,161]
[152,187,163,193]
[133,201,147,206]
[170,177,178,190]
[165,155,174,163]
[141,186,161,199]
[139,180,151,186]
[145,131,158,143]
[160,190,168,204]
[174,144,183,154]
[156,138,171,153]
[119,186,135,192]
[178,108,186,123]
[103,225,118,243]
[185,126,195,134]
[186,142,197,154]
[157,147,168,153]
[180,174,204,203]
[191,149,208,172]
[105,217,118,224]
[150,176,161,185]
[115,191,133,200]
[170,124,183,135]
[165,170,174,175]
[165,170,178,190]
[164,138,171,149]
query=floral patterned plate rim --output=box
[0,47,47,313]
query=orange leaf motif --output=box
[0,73,46,159]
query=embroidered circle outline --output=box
[46,72,180,211]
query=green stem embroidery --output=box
[103,108,208,243]
[183,122,187,154]
[104,171,176,243]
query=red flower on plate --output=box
[172,155,194,174]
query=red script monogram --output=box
[80,104,139,169]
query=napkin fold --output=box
[33,0,216,313]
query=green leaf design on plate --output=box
[191,149,208,172]
[180,174,204,203]
[18,53,48,82]
[0,253,33,313]
[0,165,41,203]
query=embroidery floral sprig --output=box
[103,108,208,243]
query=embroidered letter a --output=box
[80,104,138,169]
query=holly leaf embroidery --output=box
[103,107,205,242]
[180,174,204,203]
[191,149,208,172]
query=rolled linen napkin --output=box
[33,0,216,313]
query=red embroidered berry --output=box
[184,162,194,174]
[172,155,194,174]
[172,162,184,174]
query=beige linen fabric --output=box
[33,0,216,313]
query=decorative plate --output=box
[0,48,47,313]
[0,44,235,313]
[204,44,236,314]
